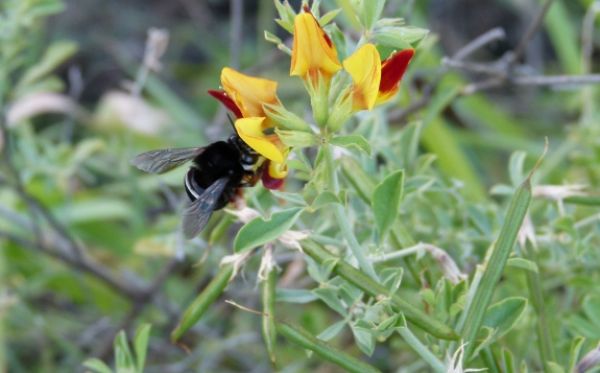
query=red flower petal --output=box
[208,89,243,118]
[261,165,285,190]
[379,49,415,94]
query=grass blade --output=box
[459,175,533,357]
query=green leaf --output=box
[371,170,404,239]
[459,174,532,357]
[276,288,318,304]
[483,297,527,339]
[313,287,347,316]
[501,348,516,373]
[373,26,429,49]
[546,362,565,373]
[82,358,113,373]
[317,320,347,341]
[312,191,341,210]
[114,331,135,371]
[360,0,386,30]
[568,336,586,373]
[319,9,342,26]
[234,207,304,252]
[134,324,151,372]
[509,151,527,187]
[330,135,371,155]
[351,324,375,356]
[17,41,77,91]
[506,258,538,273]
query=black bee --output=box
[131,134,262,238]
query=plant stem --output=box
[323,144,378,280]
[302,240,458,340]
[522,242,556,369]
[396,324,446,372]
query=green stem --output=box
[171,263,234,341]
[396,324,446,372]
[277,321,381,373]
[522,242,556,370]
[302,240,458,340]
[323,144,378,280]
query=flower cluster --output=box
[209,5,415,190]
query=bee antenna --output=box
[226,114,238,134]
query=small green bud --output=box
[326,87,353,132]
[275,128,317,148]
[264,103,312,132]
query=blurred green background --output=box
[1,0,600,372]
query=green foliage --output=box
[83,324,151,373]
[2,0,600,372]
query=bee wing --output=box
[131,147,205,174]
[182,177,229,239]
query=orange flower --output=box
[208,68,290,189]
[290,10,341,82]
[233,117,286,164]
[343,44,415,110]
[220,67,279,118]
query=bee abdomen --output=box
[185,169,204,201]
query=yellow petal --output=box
[290,13,341,80]
[235,117,285,163]
[221,68,279,118]
[268,160,288,179]
[343,44,381,111]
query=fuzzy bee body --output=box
[131,134,263,238]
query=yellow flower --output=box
[290,11,341,82]
[262,160,288,190]
[220,67,279,118]
[343,45,415,110]
[342,44,381,111]
[234,117,286,164]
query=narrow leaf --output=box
[234,208,303,252]
[134,324,151,372]
[372,170,404,239]
[483,297,527,339]
[171,264,234,341]
[302,240,458,340]
[82,359,112,373]
[331,134,371,155]
[459,176,532,357]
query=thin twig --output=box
[511,74,600,87]
[510,0,555,65]
[452,27,506,61]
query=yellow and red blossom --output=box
[220,67,279,118]
[290,10,341,82]
[377,48,415,104]
[342,44,381,111]
[208,68,289,189]
[343,44,415,110]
